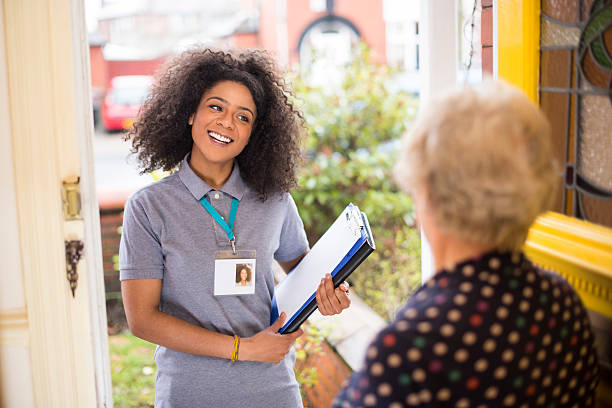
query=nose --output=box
[217,111,234,129]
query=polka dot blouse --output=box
[333,250,599,407]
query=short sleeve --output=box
[273,193,309,262]
[119,194,164,280]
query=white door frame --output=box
[418,0,458,283]
[0,0,112,406]
[70,0,114,405]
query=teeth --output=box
[208,131,232,143]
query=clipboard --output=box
[271,204,376,334]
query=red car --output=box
[101,75,152,132]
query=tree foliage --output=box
[292,44,422,320]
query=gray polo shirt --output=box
[119,154,309,408]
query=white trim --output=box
[0,4,34,406]
[69,0,113,406]
[419,0,458,101]
[420,230,434,283]
[418,0,458,283]
[0,309,29,347]
[1,345,35,408]
[0,0,26,313]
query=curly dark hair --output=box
[126,48,304,200]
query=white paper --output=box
[274,205,363,320]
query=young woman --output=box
[120,48,350,408]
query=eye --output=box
[208,104,222,112]
[237,114,250,123]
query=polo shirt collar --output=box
[178,153,248,201]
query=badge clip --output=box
[230,237,237,255]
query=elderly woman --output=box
[333,80,599,407]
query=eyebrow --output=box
[205,96,255,117]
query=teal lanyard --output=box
[199,196,239,254]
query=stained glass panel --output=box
[540,91,569,169]
[579,193,612,226]
[553,178,565,213]
[582,0,595,19]
[543,0,580,22]
[540,0,612,229]
[541,18,581,46]
[604,27,612,56]
[581,47,612,87]
[579,93,612,191]
[541,50,572,87]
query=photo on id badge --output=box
[235,264,253,287]
[214,252,256,295]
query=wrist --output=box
[237,336,253,362]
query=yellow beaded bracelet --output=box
[231,335,240,362]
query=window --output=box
[310,0,326,13]
[539,0,612,228]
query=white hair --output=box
[394,79,558,250]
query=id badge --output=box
[214,250,256,296]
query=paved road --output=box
[92,129,153,200]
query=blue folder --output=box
[271,204,375,334]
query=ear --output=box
[188,114,194,125]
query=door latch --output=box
[65,240,84,297]
[62,176,82,220]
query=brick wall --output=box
[100,202,126,331]
[259,0,387,65]
[89,45,108,90]
[481,0,493,77]
[296,337,353,407]
[107,58,168,85]
[89,47,168,91]
[100,207,122,293]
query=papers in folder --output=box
[271,203,375,334]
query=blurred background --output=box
[87,0,482,199]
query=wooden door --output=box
[0,0,112,406]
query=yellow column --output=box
[496,0,540,102]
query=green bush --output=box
[109,332,156,408]
[292,44,422,320]
[294,323,325,399]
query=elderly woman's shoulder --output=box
[536,265,578,291]
[526,259,586,306]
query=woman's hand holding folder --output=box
[240,312,304,364]
[315,273,351,315]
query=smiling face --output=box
[240,268,248,281]
[189,80,256,174]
